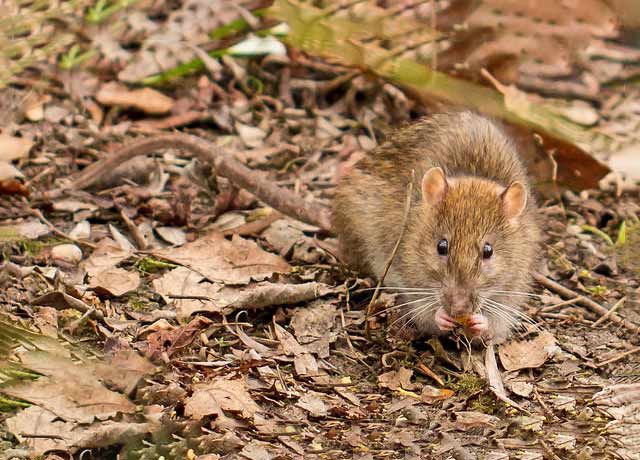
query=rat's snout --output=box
[443,286,475,317]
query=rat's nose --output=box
[444,288,472,317]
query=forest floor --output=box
[1,5,640,460]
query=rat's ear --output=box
[501,181,527,220]
[422,167,448,205]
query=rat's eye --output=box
[482,242,493,259]
[437,239,449,256]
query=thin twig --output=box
[416,362,445,386]
[533,272,640,334]
[539,296,583,313]
[365,176,414,337]
[592,296,626,327]
[118,207,147,250]
[597,346,640,367]
[30,208,97,249]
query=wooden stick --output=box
[533,272,640,334]
[597,346,640,367]
[592,296,626,327]
[37,133,332,233]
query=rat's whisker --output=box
[355,287,439,293]
[389,299,440,331]
[482,298,533,320]
[481,298,539,327]
[483,290,543,299]
[395,301,441,336]
[367,295,437,318]
[480,299,522,325]
[373,295,437,316]
[479,302,521,329]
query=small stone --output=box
[51,244,83,264]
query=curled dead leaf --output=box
[421,386,454,404]
[498,331,558,371]
[454,411,500,431]
[90,267,140,297]
[184,377,260,421]
[378,367,417,391]
[151,232,291,285]
[96,82,174,115]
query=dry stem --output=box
[365,176,414,336]
[39,133,332,233]
[533,272,640,334]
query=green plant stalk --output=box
[616,221,627,246]
[87,0,140,23]
[581,225,614,246]
[142,49,228,86]
[0,395,31,410]
[135,256,178,275]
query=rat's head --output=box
[400,167,534,327]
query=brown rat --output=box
[43,111,539,343]
[332,111,541,343]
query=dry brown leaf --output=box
[90,267,140,297]
[0,134,33,161]
[52,199,98,212]
[184,377,260,421]
[290,302,338,358]
[155,226,187,246]
[146,316,212,359]
[484,344,527,412]
[4,352,136,424]
[152,232,290,285]
[421,386,454,404]
[593,383,640,407]
[50,244,83,265]
[82,238,132,275]
[498,331,558,371]
[378,367,417,391]
[216,282,336,314]
[262,219,304,257]
[96,82,174,114]
[293,353,319,377]
[151,266,222,319]
[109,224,136,252]
[240,440,276,460]
[273,322,306,356]
[93,348,158,394]
[154,265,333,319]
[296,391,329,417]
[5,406,151,456]
[454,411,501,431]
[506,380,534,398]
[80,238,134,296]
[273,322,319,377]
[118,0,250,82]
[387,429,417,448]
[0,220,50,240]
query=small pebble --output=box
[51,244,82,265]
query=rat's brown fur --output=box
[333,111,541,342]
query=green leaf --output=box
[616,221,627,246]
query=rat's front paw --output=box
[435,307,456,331]
[466,314,489,336]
